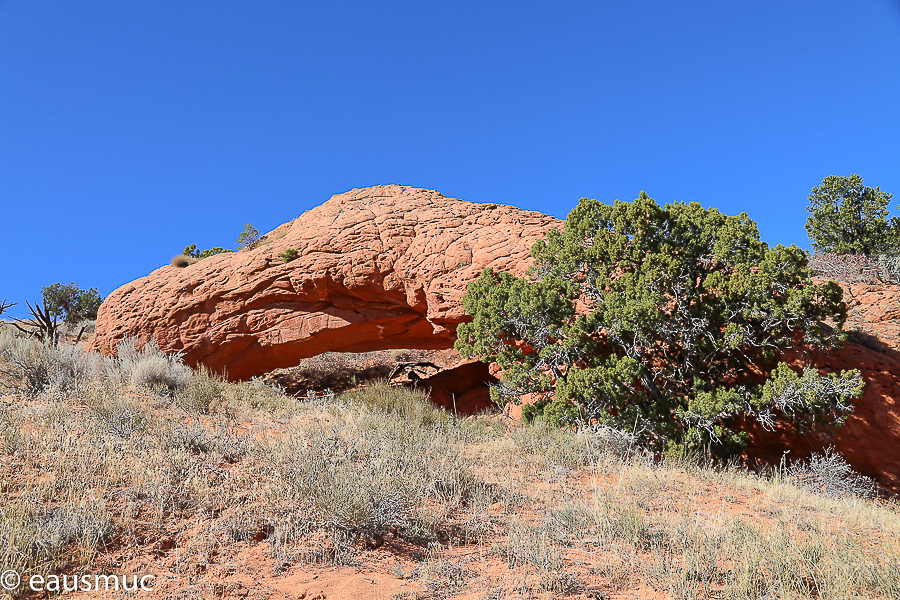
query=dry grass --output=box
[0,337,898,599]
[170,254,199,268]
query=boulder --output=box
[91,185,561,380]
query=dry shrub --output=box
[222,377,301,415]
[809,252,879,283]
[159,416,249,461]
[340,381,450,428]
[787,448,877,499]
[0,331,103,398]
[89,393,152,438]
[877,253,900,284]
[0,406,23,453]
[0,336,55,397]
[0,503,114,595]
[264,384,481,564]
[415,558,477,596]
[175,367,224,414]
[510,417,628,469]
[116,337,192,391]
[163,419,216,454]
[74,318,96,335]
[170,254,198,268]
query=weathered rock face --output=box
[745,341,900,495]
[742,280,900,495]
[839,281,900,348]
[91,185,561,380]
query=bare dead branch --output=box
[12,299,59,345]
[0,299,15,319]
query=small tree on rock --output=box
[456,192,863,459]
[237,224,260,251]
[805,174,896,255]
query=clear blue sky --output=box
[2,1,899,319]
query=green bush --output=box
[456,192,863,459]
[278,248,299,263]
[41,282,102,325]
[805,174,897,256]
[200,247,231,258]
[182,244,233,260]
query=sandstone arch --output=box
[91,185,561,380]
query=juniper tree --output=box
[237,224,260,251]
[41,282,102,325]
[456,192,863,458]
[805,174,896,255]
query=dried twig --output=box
[0,299,15,319]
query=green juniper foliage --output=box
[182,244,233,259]
[278,248,299,263]
[40,282,103,325]
[805,174,897,256]
[237,223,260,251]
[456,192,863,459]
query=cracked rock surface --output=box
[91,185,561,380]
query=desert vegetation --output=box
[805,174,900,285]
[0,328,898,599]
[1,283,102,347]
[1,178,899,598]
[278,248,299,263]
[457,191,862,462]
[173,224,259,268]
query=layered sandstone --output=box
[91,185,561,380]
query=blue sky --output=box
[1,1,899,319]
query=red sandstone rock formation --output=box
[745,341,900,495]
[418,360,499,415]
[91,185,561,380]
[742,280,900,495]
[838,281,900,348]
[91,185,900,493]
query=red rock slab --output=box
[91,185,561,380]
[417,361,499,415]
